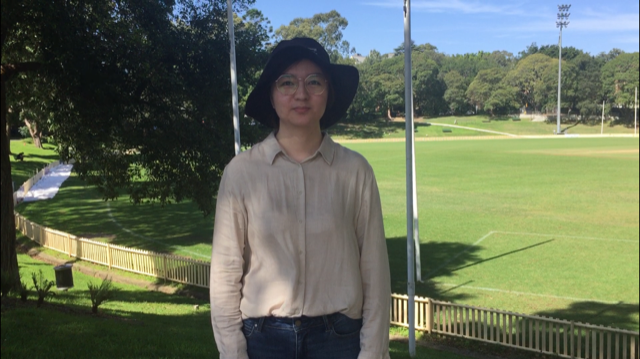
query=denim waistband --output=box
[244,312,344,332]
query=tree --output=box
[273,10,355,62]
[443,71,469,115]
[466,68,507,111]
[2,0,268,278]
[484,83,520,116]
[567,53,603,119]
[412,49,447,117]
[7,71,51,148]
[518,42,584,62]
[596,48,625,63]
[601,52,639,107]
[503,53,558,112]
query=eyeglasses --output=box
[274,74,328,96]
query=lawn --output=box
[11,133,640,331]
[347,137,639,330]
[1,252,474,359]
[10,139,60,187]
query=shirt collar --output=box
[263,132,336,166]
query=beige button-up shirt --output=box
[210,133,391,359]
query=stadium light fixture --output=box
[556,4,571,135]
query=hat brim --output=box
[245,47,359,129]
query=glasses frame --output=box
[274,73,329,96]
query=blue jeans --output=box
[242,312,362,359]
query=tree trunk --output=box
[1,76,20,280]
[387,107,394,122]
[24,118,42,148]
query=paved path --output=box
[427,122,518,137]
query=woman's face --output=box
[271,59,329,132]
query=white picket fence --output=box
[391,294,639,359]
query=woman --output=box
[210,37,390,359]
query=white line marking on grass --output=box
[106,203,210,259]
[440,282,620,305]
[426,231,496,278]
[495,231,637,244]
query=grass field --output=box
[347,137,639,331]
[11,133,640,331]
[1,252,473,359]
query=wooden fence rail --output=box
[14,213,210,288]
[14,162,640,359]
[391,294,639,359]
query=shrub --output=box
[87,277,115,314]
[31,270,55,307]
[18,126,30,138]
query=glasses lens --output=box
[276,75,298,95]
[305,74,327,95]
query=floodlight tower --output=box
[556,4,571,135]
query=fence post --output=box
[67,234,72,257]
[570,321,574,359]
[163,255,169,280]
[107,243,112,270]
[427,298,434,333]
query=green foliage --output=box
[601,52,639,107]
[274,10,354,62]
[503,53,559,112]
[3,0,269,217]
[87,277,116,314]
[518,42,585,61]
[17,126,30,138]
[31,269,55,307]
[18,280,29,302]
[466,68,506,110]
[443,70,470,115]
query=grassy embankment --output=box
[10,124,640,333]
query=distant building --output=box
[351,53,366,64]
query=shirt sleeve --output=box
[356,166,391,359]
[210,166,249,359]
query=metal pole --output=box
[227,0,241,155]
[635,87,638,136]
[601,101,605,135]
[412,120,421,283]
[557,27,562,135]
[403,0,416,356]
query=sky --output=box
[251,0,640,57]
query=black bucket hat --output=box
[245,37,359,129]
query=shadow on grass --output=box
[1,299,218,358]
[387,237,481,302]
[16,174,214,258]
[534,301,640,332]
[329,119,406,139]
